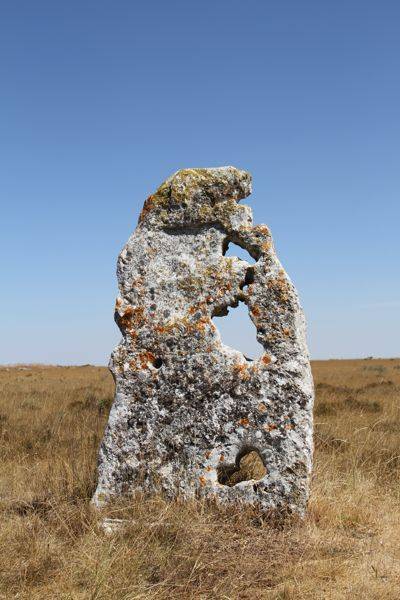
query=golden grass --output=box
[0,359,400,599]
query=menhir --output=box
[93,167,314,515]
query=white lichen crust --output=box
[93,167,314,515]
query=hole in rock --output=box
[217,449,266,486]
[153,358,163,369]
[222,240,256,264]
[239,267,255,292]
[212,301,264,360]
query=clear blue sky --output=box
[1,1,399,364]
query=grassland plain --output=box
[0,359,399,599]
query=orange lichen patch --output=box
[154,322,174,335]
[204,451,211,459]
[263,423,277,432]
[128,351,157,371]
[188,301,208,316]
[119,305,133,320]
[255,224,270,236]
[251,306,261,318]
[199,476,207,487]
[219,454,225,462]
[125,329,138,344]
[115,297,123,308]
[267,274,291,304]
[194,316,210,332]
[205,466,212,472]
[118,306,145,333]
[139,351,156,369]
[127,329,139,341]
[262,355,272,365]
[261,241,272,252]
[233,362,250,381]
[258,403,267,413]
[138,194,156,223]
[238,417,250,427]
[283,327,291,337]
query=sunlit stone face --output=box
[93,167,314,515]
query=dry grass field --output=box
[0,359,399,599]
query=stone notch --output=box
[93,167,314,515]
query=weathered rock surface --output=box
[93,167,314,514]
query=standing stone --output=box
[93,167,314,514]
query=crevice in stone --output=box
[217,448,266,486]
[239,266,255,292]
[153,358,163,369]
